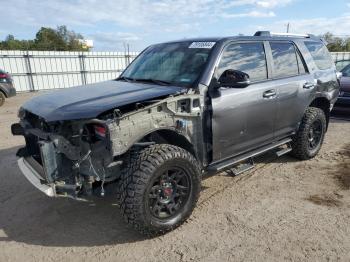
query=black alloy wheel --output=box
[148,167,191,219]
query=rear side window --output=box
[270,42,299,78]
[217,42,267,82]
[304,41,334,70]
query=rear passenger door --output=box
[267,41,314,138]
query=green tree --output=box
[57,25,85,51]
[0,35,32,50]
[34,27,67,51]
[322,32,350,52]
[0,26,89,51]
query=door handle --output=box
[303,82,315,89]
[263,89,276,98]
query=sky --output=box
[1,0,350,51]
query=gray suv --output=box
[12,31,339,235]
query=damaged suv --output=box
[12,31,339,235]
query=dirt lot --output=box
[0,93,350,262]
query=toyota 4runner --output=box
[12,31,340,235]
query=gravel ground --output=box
[0,93,349,262]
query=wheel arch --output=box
[309,96,331,128]
[0,88,7,98]
[140,129,198,160]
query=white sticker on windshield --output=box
[189,42,216,49]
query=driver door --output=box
[211,41,277,162]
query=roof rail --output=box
[254,31,315,38]
[254,31,270,36]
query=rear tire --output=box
[119,144,201,236]
[291,107,327,160]
[0,92,5,107]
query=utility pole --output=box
[286,22,290,33]
[127,43,130,65]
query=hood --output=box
[340,76,350,93]
[22,80,185,122]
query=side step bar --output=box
[208,138,292,173]
[228,158,255,176]
[276,147,292,157]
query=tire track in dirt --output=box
[304,144,350,208]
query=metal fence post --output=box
[127,44,130,65]
[79,53,87,85]
[24,51,35,91]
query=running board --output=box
[276,147,292,157]
[208,138,292,172]
[228,158,255,176]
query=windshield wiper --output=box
[132,78,172,86]
[115,76,134,82]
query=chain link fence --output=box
[0,50,139,92]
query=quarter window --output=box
[270,42,299,78]
[217,42,267,82]
[304,41,334,70]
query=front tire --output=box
[291,107,327,160]
[119,144,201,236]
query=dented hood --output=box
[22,80,185,122]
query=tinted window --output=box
[336,60,350,71]
[270,42,299,78]
[217,42,267,82]
[341,64,350,77]
[304,41,334,70]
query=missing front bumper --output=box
[18,157,56,197]
[18,157,88,201]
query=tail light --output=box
[0,73,10,83]
[94,125,107,138]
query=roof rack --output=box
[254,31,315,38]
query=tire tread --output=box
[119,144,201,236]
[291,107,326,160]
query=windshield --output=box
[336,60,350,71]
[120,41,215,87]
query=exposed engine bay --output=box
[13,93,204,200]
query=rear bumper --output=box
[7,86,16,97]
[0,83,16,97]
[18,157,55,197]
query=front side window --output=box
[304,41,334,70]
[121,42,213,87]
[217,42,267,82]
[270,42,299,78]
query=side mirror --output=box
[218,69,250,88]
